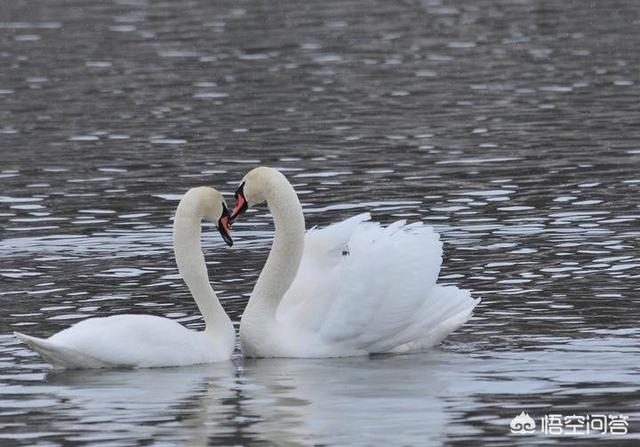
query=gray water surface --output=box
[1,0,640,445]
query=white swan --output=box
[14,187,236,369]
[230,167,480,358]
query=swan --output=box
[230,167,480,358]
[14,187,236,369]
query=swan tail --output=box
[378,286,480,354]
[14,332,116,369]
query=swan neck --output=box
[173,203,231,335]
[249,178,305,320]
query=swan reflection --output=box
[45,362,238,444]
[41,349,463,445]
[238,351,458,445]
[31,338,637,445]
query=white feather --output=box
[14,315,228,369]
[281,217,478,354]
[238,167,479,358]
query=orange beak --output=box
[230,182,248,223]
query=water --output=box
[1,0,640,444]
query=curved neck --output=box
[173,207,231,335]
[247,177,305,320]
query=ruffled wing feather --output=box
[279,214,478,354]
[276,213,371,330]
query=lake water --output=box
[1,0,640,445]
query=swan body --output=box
[15,187,236,369]
[232,167,480,358]
[15,315,231,369]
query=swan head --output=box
[180,186,233,246]
[231,167,285,222]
